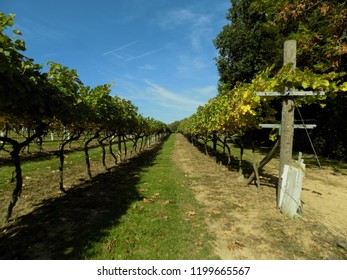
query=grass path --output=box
[80,134,217,259]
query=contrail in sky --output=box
[103,41,138,56]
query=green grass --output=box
[0,140,132,191]
[79,134,218,260]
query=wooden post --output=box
[277,40,296,207]
[257,40,323,214]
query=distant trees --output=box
[213,0,283,87]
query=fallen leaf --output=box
[223,227,237,236]
[186,211,196,216]
[230,226,237,233]
[159,199,171,205]
[143,198,154,203]
[104,239,117,252]
[227,241,245,251]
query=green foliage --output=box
[46,61,90,128]
[275,0,347,73]
[214,0,347,87]
[213,0,283,87]
[178,62,347,151]
[0,13,58,124]
[167,120,180,132]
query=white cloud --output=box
[192,85,217,97]
[94,73,217,123]
[176,55,208,79]
[159,8,213,50]
[160,9,195,26]
[193,14,212,27]
[145,80,202,108]
[191,25,213,50]
[139,81,217,123]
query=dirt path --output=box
[172,134,347,259]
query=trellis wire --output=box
[295,103,322,169]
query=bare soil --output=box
[172,134,347,259]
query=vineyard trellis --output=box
[177,38,347,215]
[0,13,169,222]
[256,40,325,210]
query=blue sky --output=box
[2,0,230,123]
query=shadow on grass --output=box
[190,139,252,172]
[0,143,103,167]
[302,155,347,174]
[0,138,168,260]
[186,136,278,188]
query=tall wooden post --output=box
[277,40,296,207]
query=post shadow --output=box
[184,134,278,189]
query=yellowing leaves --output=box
[302,81,309,89]
[240,104,256,116]
[340,82,347,92]
[243,91,250,99]
[241,104,251,114]
[178,64,346,136]
[322,80,330,87]
[253,95,261,103]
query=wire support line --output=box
[295,103,322,170]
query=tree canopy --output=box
[214,0,347,87]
